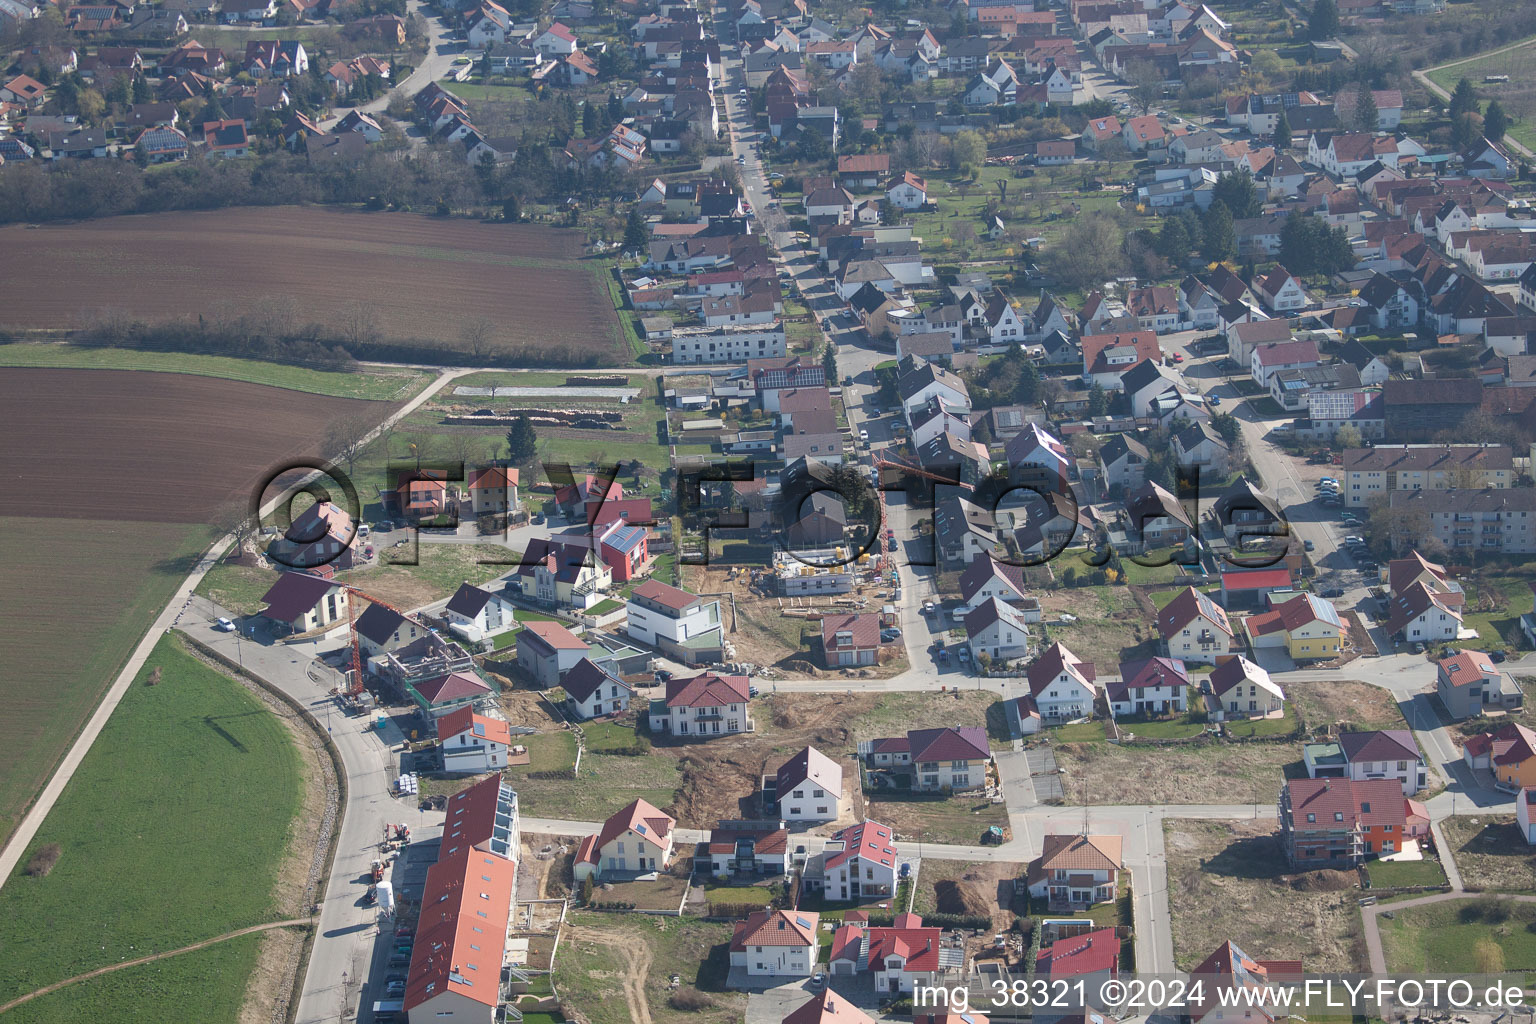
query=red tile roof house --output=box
[554,473,622,514]
[858,727,990,792]
[1036,926,1120,987]
[259,571,348,635]
[465,465,519,517]
[807,820,898,902]
[820,612,881,668]
[729,909,819,982]
[202,117,250,158]
[401,848,516,1022]
[775,745,845,822]
[573,797,676,881]
[266,499,362,570]
[435,705,512,773]
[1278,777,1427,867]
[393,468,450,522]
[852,911,945,995]
[646,671,753,737]
[1026,833,1123,909]
[705,820,790,877]
[784,991,877,1024]
[1188,941,1304,1024]
[515,619,590,688]
[1437,649,1523,721]
[1157,586,1235,665]
[1109,657,1190,717]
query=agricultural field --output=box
[0,343,432,401]
[1425,38,1536,154]
[1164,820,1367,974]
[0,368,393,848]
[0,636,304,1010]
[0,209,628,365]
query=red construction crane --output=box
[336,583,427,698]
[871,454,967,587]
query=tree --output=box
[1155,214,1193,261]
[1334,423,1362,449]
[76,87,105,124]
[1353,87,1378,133]
[1212,170,1261,219]
[1201,200,1235,262]
[460,317,495,362]
[1042,210,1124,290]
[1450,112,1483,152]
[1125,60,1162,116]
[1279,210,1356,276]
[822,343,837,383]
[503,194,521,221]
[1308,0,1339,40]
[505,415,538,464]
[324,413,374,475]
[950,129,986,178]
[1484,99,1509,142]
[581,101,600,137]
[1449,77,1480,121]
[1273,111,1292,151]
[1087,382,1109,417]
[623,208,648,253]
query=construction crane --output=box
[335,582,428,700]
[871,454,960,588]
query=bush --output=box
[24,843,61,877]
[668,988,716,1012]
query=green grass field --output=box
[0,634,303,1005]
[0,519,214,846]
[0,932,267,1024]
[1424,38,1536,154]
[1379,898,1536,973]
[0,344,432,401]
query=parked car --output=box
[1209,394,1222,406]
[1319,477,1338,486]
[376,520,394,532]
[214,617,236,632]
[881,628,902,642]
[859,429,869,442]
[748,685,760,697]
[1319,587,1344,598]
[1344,536,1365,545]
[1491,650,1508,663]
[1303,539,1314,551]
[654,669,673,682]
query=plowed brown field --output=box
[0,208,622,361]
[0,367,395,847]
[1,367,385,521]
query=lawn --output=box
[1365,857,1448,889]
[0,343,432,401]
[1164,819,1366,973]
[555,912,741,1024]
[583,720,641,754]
[513,729,580,774]
[1436,816,1536,893]
[863,792,1009,846]
[0,518,213,846]
[511,734,680,822]
[1452,575,1533,653]
[592,873,690,912]
[1222,707,1298,738]
[1027,874,1133,932]
[1034,585,1158,668]
[1112,711,1210,740]
[0,931,266,1024]
[1288,679,1407,733]
[1378,897,1536,974]
[1053,737,1301,805]
[0,635,303,1004]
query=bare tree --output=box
[443,429,484,468]
[324,411,376,476]
[338,300,380,350]
[460,317,496,363]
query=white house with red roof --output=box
[1026,641,1099,722]
[436,705,513,773]
[886,170,928,210]
[1207,655,1285,719]
[1036,926,1120,986]
[1255,265,1307,313]
[402,848,516,1023]
[867,912,945,993]
[1249,338,1319,387]
[625,578,724,665]
[809,820,898,900]
[729,909,819,980]
[444,582,517,643]
[572,797,676,881]
[1026,833,1123,908]
[647,671,753,737]
[1438,649,1523,720]
[859,727,990,791]
[1081,330,1161,390]
[466,465,519,516]
[533,21,578,54]
[267,499,361,570]
[1109,657,1190,716]
[783,991,877,1024]
[1157,587,1235,664]
[706,820,790,875]
[1518,788,1536,844]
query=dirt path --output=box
[564,924,654,1024]
[0,919,311,1016]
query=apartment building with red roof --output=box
[1278,778,1427,867]
[808,820,898,902]
[402,848,516,1022]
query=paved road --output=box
[323,0,458,131]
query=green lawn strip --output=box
[513,741,678,821]
[196,560,281,616]
[699,883,775,906]
[1223,707,1297,738]
[508,730,579,774]
[0,518,213,846]
[1113,712,1208,739]
[1365,858,1447,889]
[491,627,523,650]
[582,720,639,754]
[0,344,431,401]
[1378,898,1536,974]
[586,598,625,615]
[0,931,266,1024]
[0,635,303,999]
[1050,720,1109,743]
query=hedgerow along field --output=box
[0,207,628,365]
[0,367,394,848]
[0,635,302,1008]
